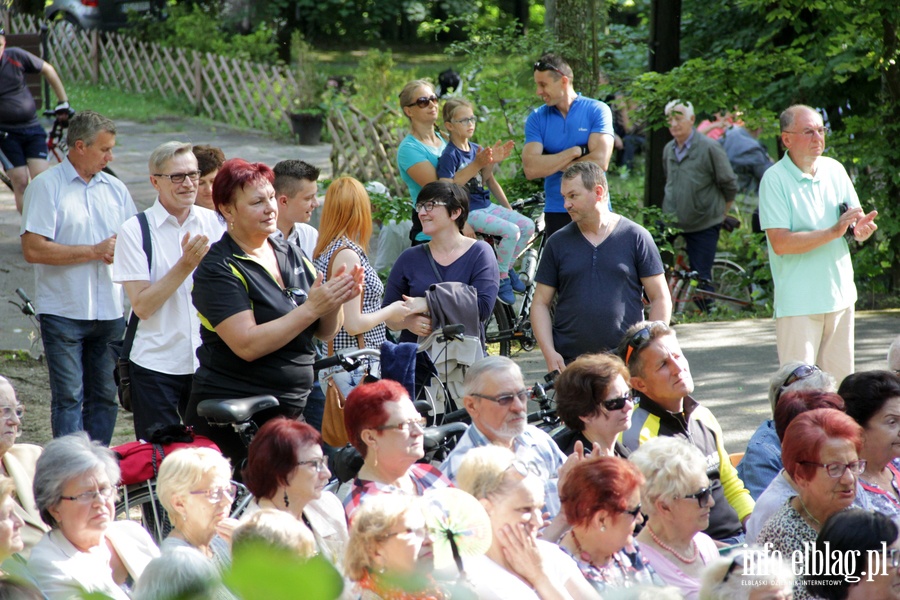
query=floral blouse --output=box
[560,542,664,593]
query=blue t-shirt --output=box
[524,95,614,213]
[436,142,491,211]
[397,132,447,204]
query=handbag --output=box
[320,243,366,448]
[114,426,220,486]
[108,212,151,412]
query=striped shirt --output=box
[343,463,452,521]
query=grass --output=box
[67,82,195,123]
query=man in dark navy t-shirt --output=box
[0,28,70,213]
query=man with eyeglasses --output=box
[523,53,615,238]
[662,100,738,307]
[616,321,754,544]
[759,104,879,384]
[20,111,136,445]
[441,356,568,521]
[111,141,223,442]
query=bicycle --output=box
[666,250,754,318]
[483,192,548,357]
[8,288,42,358]
[0,134,14,193]
[42,108,118,178]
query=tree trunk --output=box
[553,0,606,100]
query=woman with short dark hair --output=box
[183,158,363,466]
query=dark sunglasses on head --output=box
[774,364,821,405]
[602,391,635,412]
[623,326,653,366]
[533,60,566,78]
[684,486,713,508]
[406,95,439,109]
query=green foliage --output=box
[227,543,344,600]
[344,49,410,119]
[66,82,192,122]
[290,32,328,115]
[127,3,279,63]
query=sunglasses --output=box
[470,389,531,407]
[406,95,439,109]
[621,503,642,520]
[683,486,713,508]
[507,460,542,478]
[774,364,821,404]
[602,392,635,412]
[623,326,653,366]
[533,60,566,78]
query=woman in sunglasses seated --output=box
[342,380,452,521]
[456,445,600,600]
[397,79,447,244]
[699,550,794,600]
[383,181,499,347]
[552,353,635,458]
[557,456,662,594]
[242,418,348,569]
[757,408,864,600]
[156,447,239,577]
[629,436,721,600]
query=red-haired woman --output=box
[757,408,865,600]
[184,158,363,466]
[558,456,661,594]
[242,418,348,569]
[342,379,451,520]
[312,177,415,396]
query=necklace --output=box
[647,525,698,564]
[569,529,596,567]
[796,495,821,528]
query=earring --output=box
[373,452,378,469]
[283,490,290,508]
[228,221,234,231]
[600,526,606,532]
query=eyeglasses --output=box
[533,60,566,78]
[60,486,115,504]
[621,503,642,520]
[383,526,429,541]
[470,389,531,407]
[406,95,439,109]
[450,117,477,125]
[189,483,237,503]
[799,460,866,478]
[0,405,24,420]
[297,457,329,473]
[283,287,308,307]
[683,486,713,508]
[376,417,427,434]
[153,171,201,184]
[414,201,448,213]
[507,460,542,478]
[602,392,635,412]
[775,364,821,404]
[783,126,830,138]
[888,548,900,569]
[623,325,653,366]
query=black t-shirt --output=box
[190,233,318,408]
[0,47,43,129]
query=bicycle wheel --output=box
[670,276,692,317]
[709,258,752,316]
[485,302,512,357]
[115,480,171,545]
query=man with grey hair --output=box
[737,362,837,499]
[440,355,568,519]
[662,100,738,304]
[533,161,670,372]
[112,141,222,441]
[759,104,878,384]
[20,111,136,445]
[617,321,754,543]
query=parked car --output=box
[45,0,165,31]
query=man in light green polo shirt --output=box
[758,104,878,383]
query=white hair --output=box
[664,99,694,118]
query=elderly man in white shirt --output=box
[112,141,222,441]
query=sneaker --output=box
[497,278,515,305]
[508,267,526,293]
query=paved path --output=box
[0,115,898,456]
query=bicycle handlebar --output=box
[509,192,545,212]
[314,347,381,372]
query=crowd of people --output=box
[0,35,894,599]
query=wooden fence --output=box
[2,11,405,190]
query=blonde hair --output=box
[442,98,473,125]
[628,436,708,515]
[398,80,434,117]
[344,494,419,582]
[313,176,373,259]
[455,445,520,500]
[232,508,316,559]
[156,447,232,517]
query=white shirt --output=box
[20,159,137,320]
[463,540,582,600]
[113,201,224,374]
[273,223,318,258]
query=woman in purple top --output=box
[383,181,499,344]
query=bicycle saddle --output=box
[422,422,468,452]
[196,395,279,424]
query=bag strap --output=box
[424,243,443,282]
[121,212,153,358]
[325,243,366,357]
